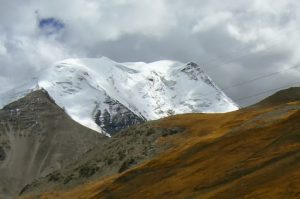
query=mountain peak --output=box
[181,61,204,76]
[186,61,200,67]
[0,57,238,135]
[0,89,105,198]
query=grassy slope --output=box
[21,100,300,198]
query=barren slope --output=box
[0,90,106,198]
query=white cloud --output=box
[1,0,300,105]
[33,0,176,43]
[192,11,232,33]
[0,42,7,57]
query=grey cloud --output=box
[1,0,300,106]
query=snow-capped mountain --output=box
[0,57,238,135]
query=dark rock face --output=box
[94,96,146,135]
[181,62,205,81]
[0,147,5,161]
[181,62,218,89]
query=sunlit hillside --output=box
[21,88,300,199]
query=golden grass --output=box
[21,102,300,199]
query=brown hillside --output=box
[253,87,300,107]
[20,90,300,199]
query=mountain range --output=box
[2,57,300,199]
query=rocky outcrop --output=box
[94,96,146,135]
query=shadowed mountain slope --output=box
[253,87,300,107]
[19,87,300,199]
[0,90,106,198]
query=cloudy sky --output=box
[1,0,300,106]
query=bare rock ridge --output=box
[0,89,106,198]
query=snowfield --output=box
[0,57,239,135]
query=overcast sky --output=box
[1,0,300,106]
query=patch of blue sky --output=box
[38,18,65,35]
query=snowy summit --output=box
[0,57,238,135]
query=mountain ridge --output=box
[0,57,238,135]
[0,89,106,198]
[253,87,300,107]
